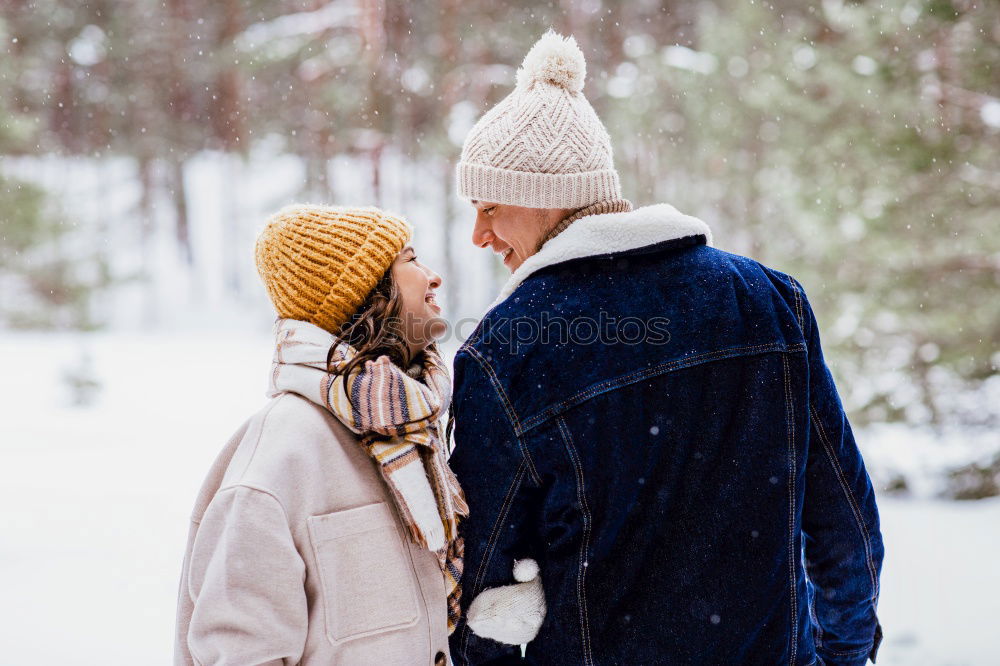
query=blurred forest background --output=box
[1,0,998,480]
[2,2,1000,662]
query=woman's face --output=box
[391,245,446,356]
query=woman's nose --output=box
[426,267,442,289]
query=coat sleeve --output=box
[796,282,884,666]
[448,348,544,666]
[185,485,308,666]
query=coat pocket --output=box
[307,502,421,645]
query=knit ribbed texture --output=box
[538,197,634,248]
[255,204,411,333]
[457,31,622,209]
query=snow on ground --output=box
[0,331,997,664]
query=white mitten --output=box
[467,559,546,645]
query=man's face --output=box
[470,201,569,273]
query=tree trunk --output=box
[224,154,242,296]
[441,157,460,317]
[370,144,383,205]
[136,156,158,326]
[169,156,193,265]
[213,0,246,151]
[137,156,155,267]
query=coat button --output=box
[434,651,447,666]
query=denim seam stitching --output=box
[789,276,805,330]
[782,355,799,664]
[465,346,542,486]
[817,643,876,657]
[793,277,829,649]
[520,342,806,432]
[808,404,880,605]
[459,459,527,661]
[556,416,594,666]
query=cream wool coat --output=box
[174,392,450,666]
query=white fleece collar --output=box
[492,203,713,306]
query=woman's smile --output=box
[425,291,441,313]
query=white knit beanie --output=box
[456,30,622,209]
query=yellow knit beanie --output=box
[255,204,412,333]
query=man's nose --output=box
[471,214,495,248]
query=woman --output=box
[174,204,463,665]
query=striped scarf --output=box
[267,318,468,633]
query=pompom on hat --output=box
[457,30,621,209]
[515,30,586,92]
[254,204,411,333]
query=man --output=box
[448,31,883,665]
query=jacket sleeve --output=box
[796,282,884,666]
[185,486,308,666]
[448,348,543,666]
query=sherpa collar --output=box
[492,203,713,305]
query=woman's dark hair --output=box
[328,267,411,380]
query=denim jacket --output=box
[449,204,883,665]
